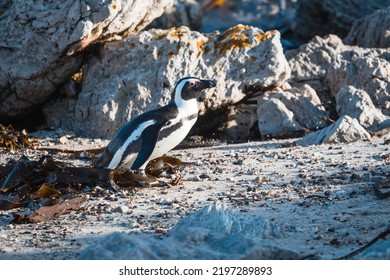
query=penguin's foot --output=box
[110,169,160,188]
[145,156,182,178]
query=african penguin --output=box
[94,77,216,171]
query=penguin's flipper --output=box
[131,122,164,170]
[93,122,143,169]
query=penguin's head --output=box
[172,77,216,106]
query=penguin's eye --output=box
[189,82,195,87]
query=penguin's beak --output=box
[200,79,216,90]
[196,79,216,102]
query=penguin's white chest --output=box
[145,101,198,167]
[154,117,197,156]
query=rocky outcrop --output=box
[344,7,390,48]
[336,86,390,132]
[257,84,329,136]
[286,35,344,99]
[0,0,174,120]
[297,115,371,146]
[326,53,390,109]
[43,25,290,138]
[286,35,390,107]
[276,33,390,139]
[292,0,390,41]
[258,98,303,136]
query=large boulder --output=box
[268,34,390,138]
[344,7,390,48]
[43,25,290,138]
[258,98,304,136]
[292,0,390,41]
[336,86,390,132]
[0,0,174,120]
[297,115,371,146]
[286,35,345,99]
[326,52,390,108]
[257,84,329,137]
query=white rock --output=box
[257,84,328,136]
[336,86,390,132]
[58,136,69,144]
[161,198,173,205]
[258,98,303,136]
[78,203,299,260]
[113,205,129,214]
[297,115,371,146]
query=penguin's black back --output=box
[94,102,179,169]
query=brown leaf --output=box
[37,155,63,172]
[33,183,61,199]
[12,196,88,223]
[145,156,182,177]
[0,153,182,223]
[112,170,159,188]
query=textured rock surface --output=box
[344,7,390,48]
[286,35,390,107]
[0,0,174,120]
[286,35,345,99]
[297,115,371,146]
[258,98,304,136]
[257,84,329,136]
[327,55,390,108]
[336,86,390,132]
[43,25,290,138]
[78,203,300,260]
[292,0,390,41]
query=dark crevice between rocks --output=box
[0,108,46,133]
[190,106,230,140]
[186,90,264,145]
[35,44,103,133]
[2,39,102,133]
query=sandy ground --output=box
[0,131,389,259]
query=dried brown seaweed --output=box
[0,154,182,223]
[11,196,89,223]
[0,124,37,150]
